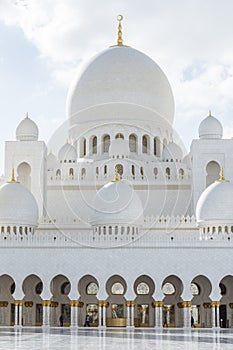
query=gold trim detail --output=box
[0,301,8,307]
[178,301,192,308]
[103,301,109,308]
[98,300,104,307]
[211,301,221,307]
[152,301,164,307]
[70,300,79,307]
[24,301,33,308]
[42,300,51,307]
[112,166,120,182]
[126,301,131,307]
[7,168,19,183]
[14,300,23,306]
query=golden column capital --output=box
[126,301,131,307]
[70,300,79,307]
[103,301,109,308]
[42,300,51,307]
[130,301,135,307]
[152,301,164,307]
[211,301,221,307]
[14,300,23,306]
[178,301,192,308]
[98,300,104,307]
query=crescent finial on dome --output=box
[117,15,123,46]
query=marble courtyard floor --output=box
[0,327,232,349]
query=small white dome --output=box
[16,115,39,141]
[90,180,144,226]
[58,142,77,162]
[47,152,57,170]
[109,138,130,157]
[162,142,183,161]
[0,181,38,226]
[198,114,223,139]
[196,180,233,226]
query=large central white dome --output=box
[67,46,174,126]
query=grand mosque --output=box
[0,16,232,329]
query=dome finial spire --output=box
[216,167,229,182]
[117,15,123,46]
[8,168,19,183]
[208,110,212,117]
[26,112,29,119]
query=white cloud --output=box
[1,0,233,152]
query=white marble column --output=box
[182,302,192,328]
[18,301,23,326]
[216,303,220,328]
[102,302,108,328]
[98,301,103,327]
[211,302,216,328]
[14,300,22,326]
[153,302,163,327]
[42,300,51,327]
[126,301,131,327]
[130,302,135,327]
[70,301,78,327]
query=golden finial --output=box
[117,15,123,46]
[216,167,229,182]
[208,110,212,117]
[8,168,19,183]
[112,166,120,182]
[26,112,29,119]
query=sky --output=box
[0,0,233,174]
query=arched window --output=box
[81,168,86,177]
[102,135,110,153]
[17,162,31,190]
[129,134,137,152]
[206,161,220,187]
[162,282,175,295]
[132,165,135,176]
[154,167,158,178]
[86,282,99,295]
[136,282,150,295]
[104,165,107,175]
[179,168,184,178]
[111,282,124,295]
[142,135,149,154]
[166,167,171,178]
[116,164,123,176]
[92,136,97,154]
[56,169,61,177]
[96,167,99,175]
[69,168,74,177]
[80,138,86,157]
[140,167,144,176]
[115,133,124,140]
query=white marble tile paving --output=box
[0,329,232,349]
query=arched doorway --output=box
[78,275,99,327]
[50,275,71,326]
[191,275,212,328]
[134,275,155,327]
[22,274,43,326]
[162,275,183,327]
[105,275,127,327]
[0,274,15,326]
[219,275,233,328]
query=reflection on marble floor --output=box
[0,328,232,349]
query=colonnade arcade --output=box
[0,274,232,328]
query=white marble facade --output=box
[0,18,233,329]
